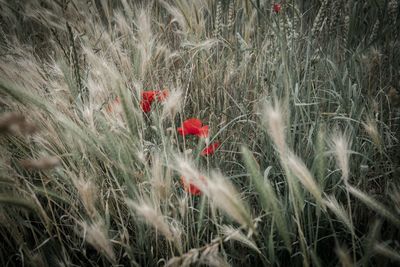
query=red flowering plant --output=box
[180,175,207,196]
[177,118,221,156]
[177,118,209,138]
[140,89,169,113]
[273,3,282,13]
[201,141,220,156]
[176,118,222,196]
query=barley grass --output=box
[0,0,399,266]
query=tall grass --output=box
[0,0,399,266]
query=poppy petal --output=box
[142,91,157,101]
[273,3,281,13]
[140,100,152,113]
[177,127,186,136]
[180,175,206,196]
[183,118,202,129]
[201,141,220,156]
[178,118,204,136]
[141,91,158,112]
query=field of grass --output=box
[0,0,400,266]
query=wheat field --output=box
[0,0,399,266]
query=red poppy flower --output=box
[177,118,209,138]
[201,141,220,156]
[180,175,206,196]
[273,3,281,13]
[140,90,169,113]
[140,91,157,113]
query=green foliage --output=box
[0,0,399,266]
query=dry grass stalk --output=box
[362,116,382,150]
[135,8,154,79]
[126,199,173,241]
[214,1,223,38]
[74,178,98,218]
[208,172,254,230]
[263,102,287,156]
[82,220,116,263]
[330,132,351,183]
[374,243,400,263]
[161,88,182,120]
[175,157,253,229]
[227,0,235,30]
[286,153,323,204]
[174,156,208,193]
[222,225,261,254]
[150,155,172,201]
[388,0,398,24]
[369,20,379,43]
[166,241,230,267]
[323,195,353,232]
[311,0,330,37]
[347,185,400,227]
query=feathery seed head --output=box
[162,88,182,120]
[263,102,287,155]
[82,221,116,263]
[126,200,174,241]
[74,178,98,218]
[286,153,323,204]
[330,132,351,183]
